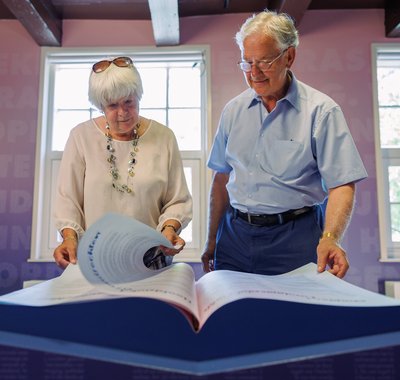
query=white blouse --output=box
[54,118,192,237]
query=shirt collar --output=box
[247,71,301,112]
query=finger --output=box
[68,250,77,264]
[317,256,327,273]
[174,237,185,250]
[54,250,66,267]
[327,264,340,276]
[334,263,348,278]
[55,256,70,269]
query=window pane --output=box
[54,65,91,109]
[139,67,167,108]
[379,108,400,148]
[140,109,166,126]
[168,109,201,150]
[390,204,400,242]
[377,67,400,106]
[377,66,400,149]
[389,166,400,242]
[52,110,91,151]
[169,67,201,107]
[389,166,400,202]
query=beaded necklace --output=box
[105,122,140,194]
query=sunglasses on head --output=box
[92,56,133,73]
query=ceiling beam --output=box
[2,0,61,46]
[385,0,400,37]
[268,0,312,26]
[148,0,180,46]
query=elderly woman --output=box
[53,56,192,269]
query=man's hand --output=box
[201,240,216,272]
[317,238,349,278]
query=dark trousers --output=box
[214,206,324,275]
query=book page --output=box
[89,262,199,319]
[0,263,105,306]
[195,263,400,330]
[0,262,199,320]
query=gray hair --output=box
[88,59,143,111]
[235,9,299,51]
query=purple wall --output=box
[1,9,400,296]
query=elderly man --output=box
[202,10,367,278]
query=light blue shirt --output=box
[207,73,368,214]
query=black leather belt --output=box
[233,206,314,226]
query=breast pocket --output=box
[260,140,304,179]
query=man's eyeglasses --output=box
[238,48,288,73]
[92,56,133,73]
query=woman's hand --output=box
[53,232,78,269]
[160,223,185,255]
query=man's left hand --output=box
[316,238,349,278]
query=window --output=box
[31,47,210,262]
[372,44,400,260]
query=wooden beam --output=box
[268,0,312,26]
[385,0,400,37]
[148,0,180,46]
[2,0,61,46]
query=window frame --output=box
[371,43,400,261]
[30,45,211,263]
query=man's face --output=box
[241,33,294,100]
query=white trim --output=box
[380,258,400,263]
[30,48,51,261]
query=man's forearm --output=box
[322,183,356,242]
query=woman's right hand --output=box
[53,235,78,269]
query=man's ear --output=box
[286,46,296,68]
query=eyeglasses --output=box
[92,56,133,73]
[238,48,288,73]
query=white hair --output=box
[235,9,299,51]
[88,59,143,111]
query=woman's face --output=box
[103,94,139,137]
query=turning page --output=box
[78,212,174,285]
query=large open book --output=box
[1,213,399,334]
[1,213,400,374]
